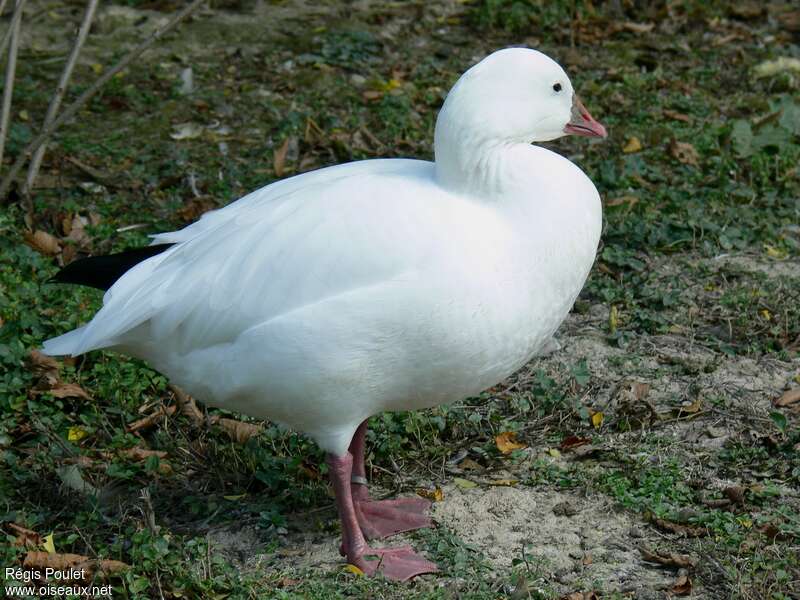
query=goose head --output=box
[436,47,607,147]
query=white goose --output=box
[44,47,606,580]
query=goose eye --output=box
[553,83,562,92]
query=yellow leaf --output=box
[764,244,787,259]
[608,305,618,334]
[42,533,55,554]
[623,137,643,153]
[548,448,561,458]
[453,477,477,489]
[591,411,604,429]
[19,109,29,121]
[495,431,527,454]
[67,426,88,442]
[223,494,246,501]
[488,479,518,486]
[417,487,444,502]
[760,309,771,320]
[91,63,103,74]
[344,564,364,576]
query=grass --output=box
[2,0,800,598]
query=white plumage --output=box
[44,48,604,458]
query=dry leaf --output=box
[453,477,477,489]
[639,547,696,568]
[560,436,591,450]
[671,574,692,596]
[649,515,707,537]
[28,350,60,384]
[24,230,61,256]
[49,382,92,400]
[362,90,383,101]
[663,109,691,123]
[495,431,527,454]
[620,21,654,33]
[670,140,700,166]
[273,138,290,177]
[24,552,128,577]
[604,195,638,208]
[170,122,204,140]
[8,523,42,548]
[488,479,519,486]
[170,385,204,425]
[774,388,800,408]
[677,398,703,415]
[723,485,746,505]
[122,447,168,461]
[417,487,444,502]
[177,197,216,222]
[127,405,176,432]
[215,417,262,444]
[623,137,643,153]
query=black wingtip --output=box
[49,243,174,291]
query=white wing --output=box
[47,158,458,356]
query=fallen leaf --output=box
[639,546,696,568]
[604,195,638,208]
[669,140,700,166]
[417,487,444,501]
[362,90,383,101]
[24,551,128,577]
[344,563,364,576]
[620,21,655,33]
[590,411,604,429]
[121,447,168,461]
[273,138,290,177]
[49,382,92,400]
[453,477,477,489]
[215,417,263,444]
[753,57,800,79]
[560,436,591,450]
[663,109,691,123]
[24,230,61,256]
[723,485,746,505]
[548,448,561,458]
[560,592,600,600]
[677,398,703,415]
[43,533,55,554]
[488,479,518,486]
[495,431,527,454]
[648,514,707,537]
[28,350,60,384]
[170,122,204,140]
[671,574,692,596]
[608,305,618,333]
[177,197,216,222]
[8,523,42,548]
[171,385,205,425]
[67,426,88,442]
[56,465,97,496]
[623,137,643,153]
[127,405,177,432]
[774,388,800,408]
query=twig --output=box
[22,0,99,206]
[0,0,25,170]
[0,0,207,201]
[0,0,17,58]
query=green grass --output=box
[2,0,799,598]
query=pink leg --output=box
[327,452,438,581]
[347,420,433,539]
